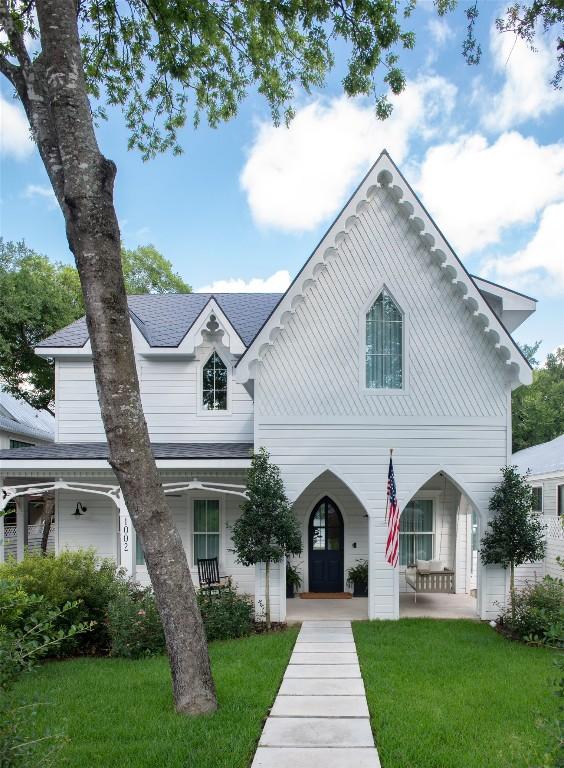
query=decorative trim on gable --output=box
[139,298,246,357]
[235,151,532,388]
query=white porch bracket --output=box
[0,478,248,577]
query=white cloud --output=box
[241,76,456,232]
[0,96,33,159]
[427,18,454,46]
[198,270,291,293]
[481,202,564,294]
[24,183,57,207]
[415,132,564,254]
[480,28,564,130]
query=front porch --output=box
[286,597,369,622]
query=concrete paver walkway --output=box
[251,620,380,768]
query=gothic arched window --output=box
[365,289,403,389]
[202,352,228,410]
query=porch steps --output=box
[251,620,380,768]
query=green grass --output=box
[353,619,559,768]
[14,628,298,768]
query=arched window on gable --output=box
[202,352,228,410]
[365,289,403,389]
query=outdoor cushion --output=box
[429,559,444,571]
[416,559,430,571]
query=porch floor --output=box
[286,597,368,623]
[399,592,478,619]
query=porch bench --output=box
[405,567,455,603]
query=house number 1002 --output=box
[122,520,129,552]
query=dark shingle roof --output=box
[0,442,253,460]
[37,293,282,349]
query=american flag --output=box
[385,456,400,567]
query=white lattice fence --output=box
[3,523,54,558]
[544,515,564,578]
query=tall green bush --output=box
[481,466,546,618]
[231,448,302,628]
[0,550,126,653]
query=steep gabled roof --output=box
[37,293,281,349]
[235,150,532,387]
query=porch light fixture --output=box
[73,502,87,516]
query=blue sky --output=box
[1,3,563,361]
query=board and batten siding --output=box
[55,340,253,442]
[56,478,254,596]
[254,184,512,619]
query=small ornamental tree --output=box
[481,466,546,618]
[232,449,302,629]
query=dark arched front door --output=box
[308,497,344,592]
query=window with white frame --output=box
[193,499,220,562]
[531,486,543,513]
[365,289,403,389]
[558,485,564,517]
[202,352,228,410]
[399,499,434,567]
[136,535,145,566]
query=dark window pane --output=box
[327,527,341,550]
[531,487,542,512]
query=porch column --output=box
[368,509,398,620]
[15,497,27,562]
[117,493,135,580]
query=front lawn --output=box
[354,619,559,768]
[14,628,298,768]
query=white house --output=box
[0,151,538,621]
[513,434,564,580]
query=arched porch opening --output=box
[397,471,481,619]
[286,469,370,621]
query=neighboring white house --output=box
[513,434,564,580]
[0,151,538,621]
[0,385,55,449]
[0,385,55,558]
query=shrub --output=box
[499,575,564,647]
[0,586,92,767]
[197,584,255,642]
[347,559,368,586]
[0,550,127,653]
[106,588,165,659]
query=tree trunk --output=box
[510,560,515,622]
[6,0,217,714]
[265,560,271,630]
[40,495,54,554]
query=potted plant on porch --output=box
[286,562,302,598]
[347,559,368,597]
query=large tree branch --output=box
[0,0,32,70]
[0,52,20,85]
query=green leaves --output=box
[512,347,564,452]
[0,239,84,412]
[121,245,191,294]
[231,448,302,567]
[481,465,546,571]
[76,0,421,158]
